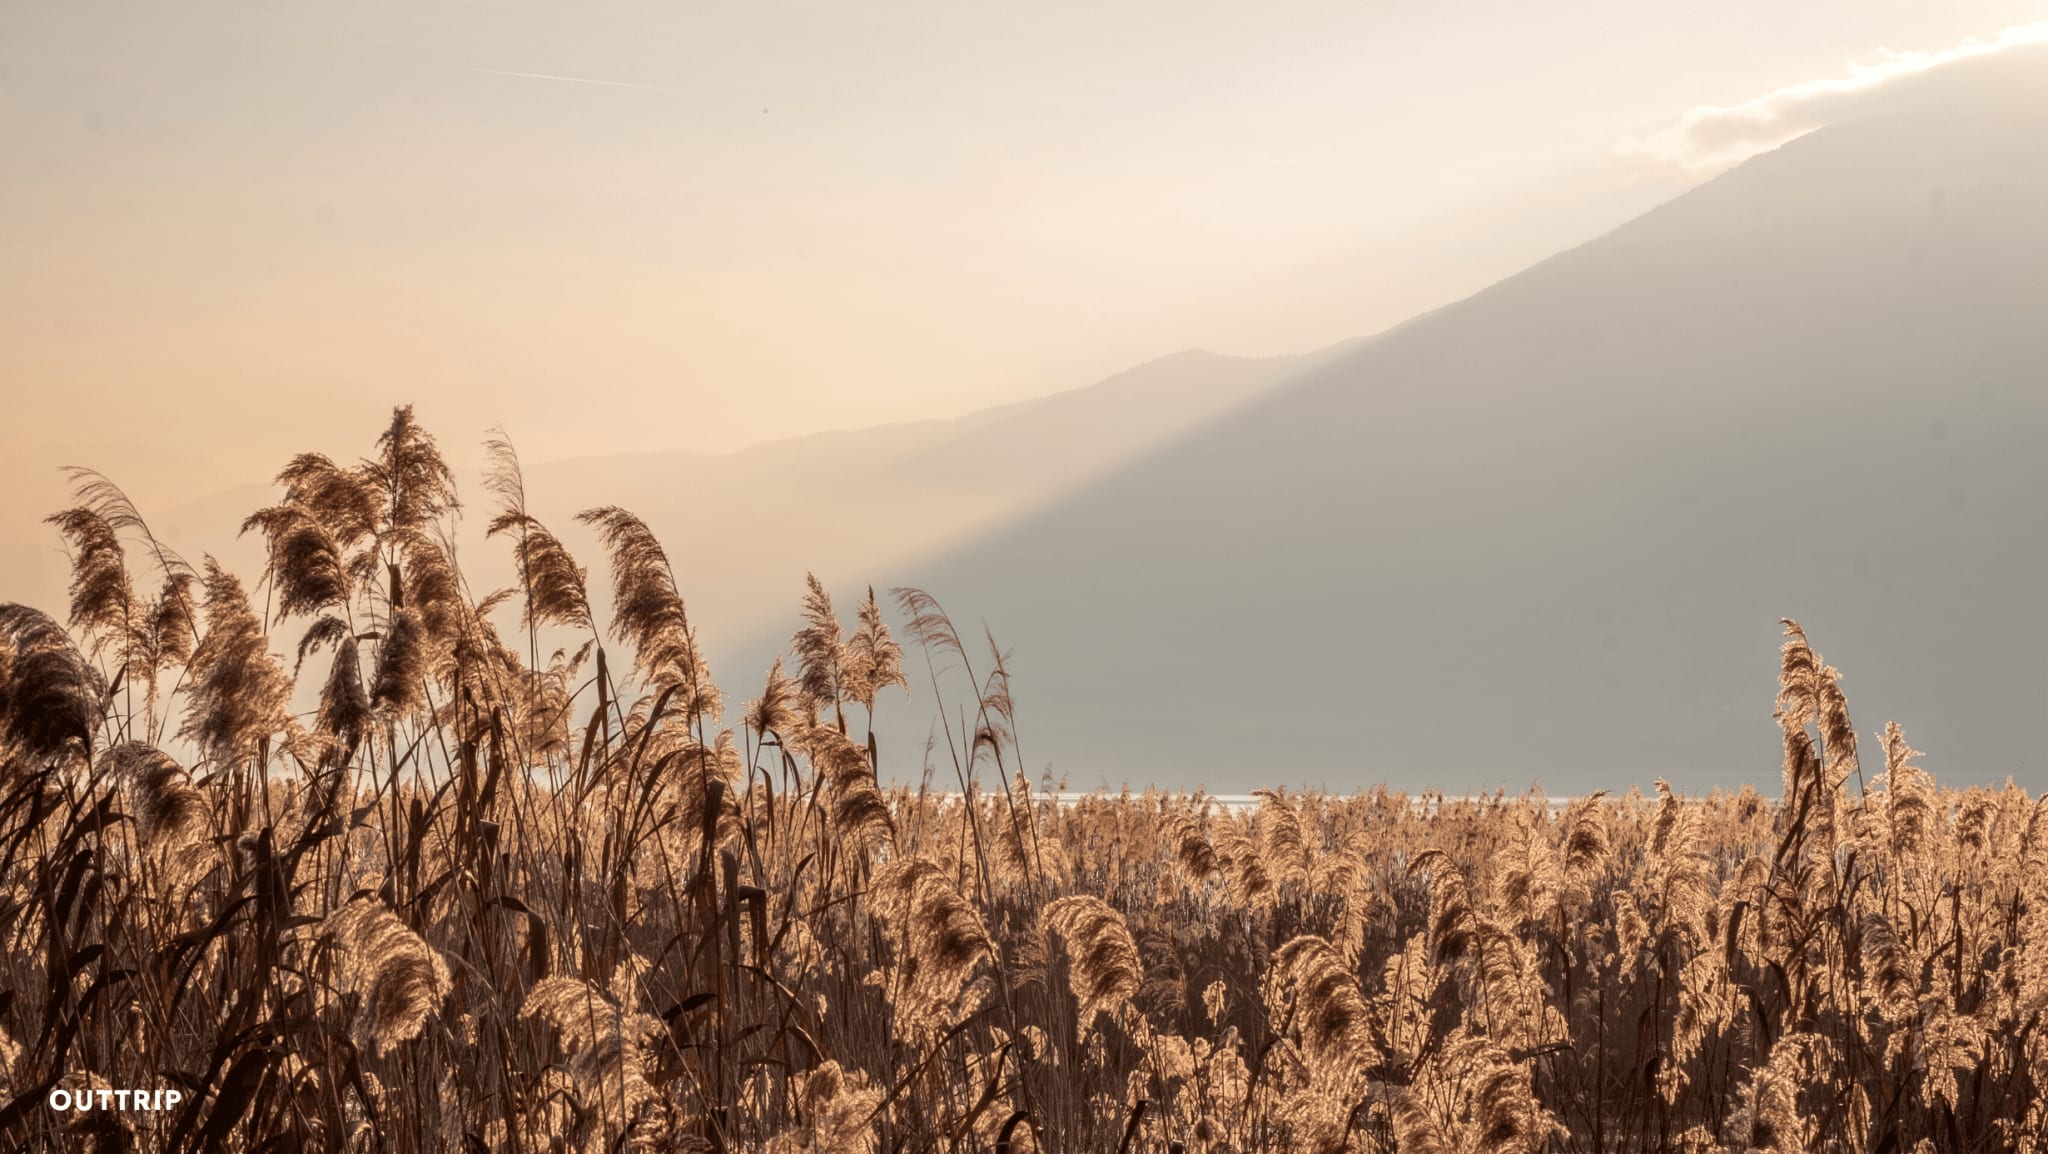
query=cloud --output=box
[1617,22,2048,172]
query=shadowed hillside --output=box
[890,51,2048,794]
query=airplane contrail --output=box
[474,67,741,101]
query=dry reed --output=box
[0,410,2041,1153]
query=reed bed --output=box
[1,408,2042,1152]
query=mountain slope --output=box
[9,346,1316,664]
[893,52,2048,793]
[512,346,1319,649]
[0,444,245,621]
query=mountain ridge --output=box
[878,51,2048,794]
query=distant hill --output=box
[886,51,2048,794]
[516,346,1321,651]
[0,444,243,620]
[5,347,1317,660]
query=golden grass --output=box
[1,407,2042,1152]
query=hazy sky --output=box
[4,1,2046,469]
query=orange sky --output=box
[4,2,2046,473]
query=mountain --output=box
[485,346,1322,651]
[4,347,1316,659]
[888,52,2048,794]
[0,444,244,618]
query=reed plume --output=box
[0,602,101,764]
[579,505,720,721]
[367,404,459,538]
[1255,788,1311,890]
[241,502,352,624]
[891,586,965,660]
[769,1061,883,1154]
[1875,721,1933,868]
[793,716,897,852]
[325,899,452,1056]
[484,429,594,632]
[792,573,845,719]
[1409,849,1477,964]
[45,501,135,662]
[1557,790,1610,912]
[841,585,908,716]
[99,741,207,847]
[871,855,995,1041]
[745,657,803,741]
[519,973,664,1146]
[1042,895,1142,1031]
[1268,934,1380,1082]
[177,560,292,768]
[316,634,370,755]
[1394,1029,1561,1154]
[273,452,381,550]
[1164,805,1218,881]
[369,607,429,717]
